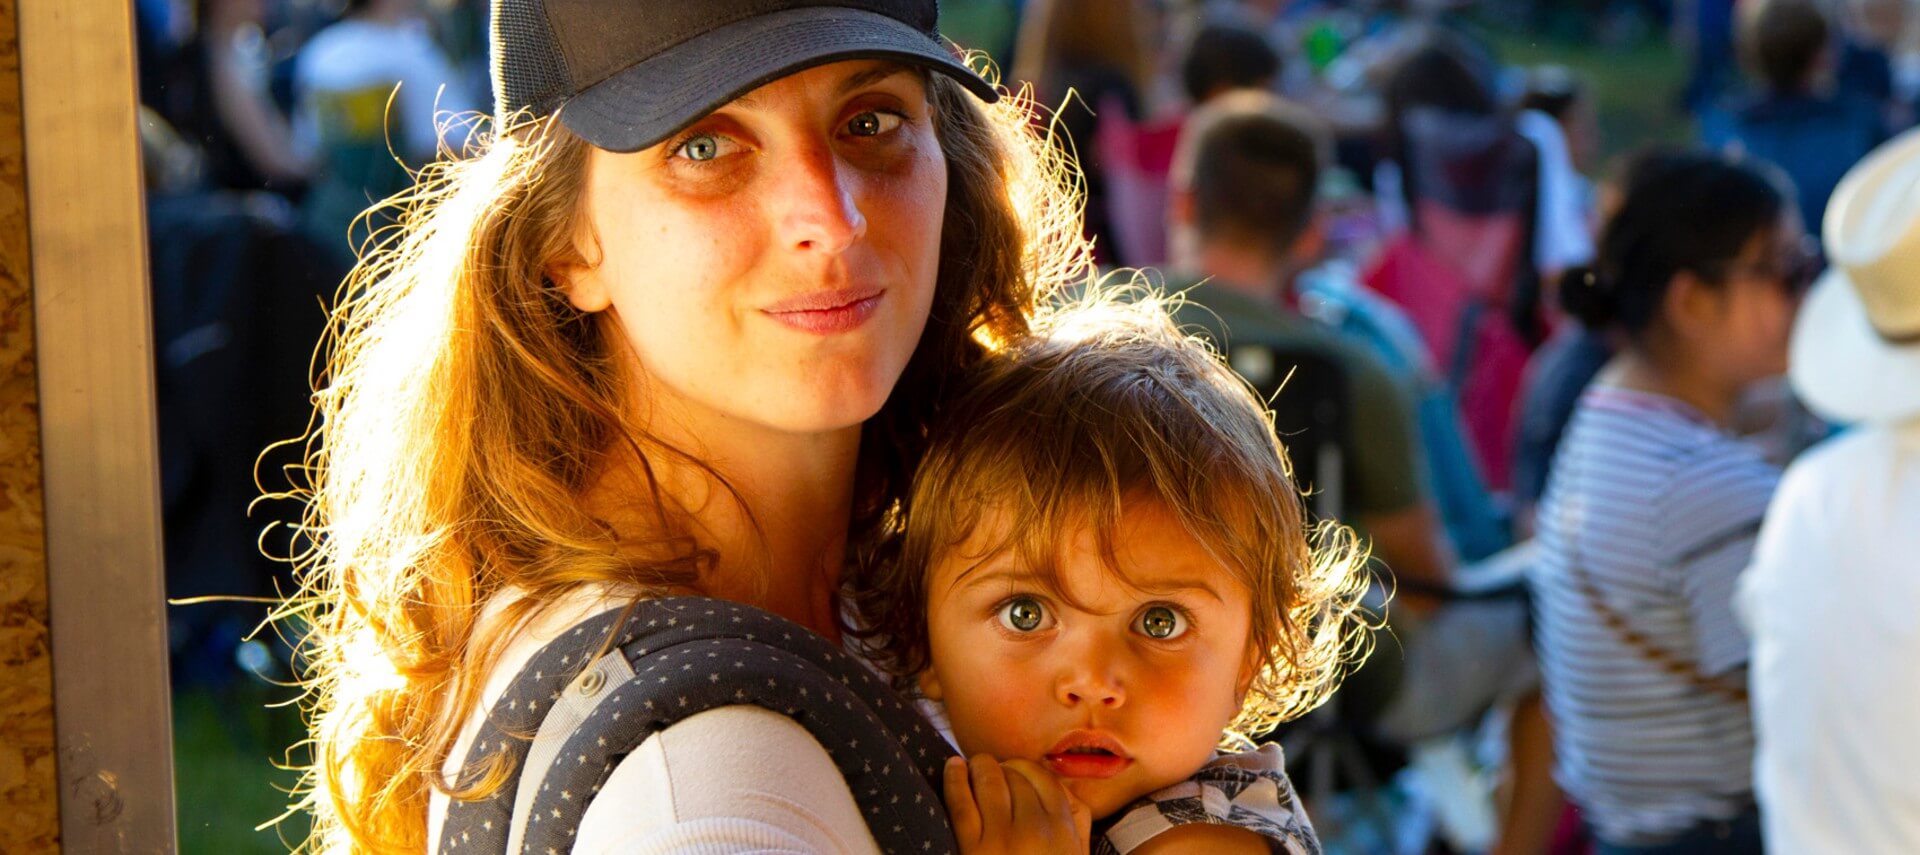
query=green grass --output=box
[173,681,309,853]
[1484,26,1694,165]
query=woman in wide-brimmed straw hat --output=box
[1740,124,1920,855]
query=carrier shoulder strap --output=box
[436,596,958,855]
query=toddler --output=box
[849,298,1372,853]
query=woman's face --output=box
[1705,215,1810,385]
[561,60,948,437]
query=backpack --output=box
[435,596,959,854]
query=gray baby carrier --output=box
[435,596,958,854]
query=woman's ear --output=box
[552,260,610,313]
[1664,269,1724,339]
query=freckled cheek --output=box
[1138,653,1242,725]
[943,648,1055,755]
[612,182,765,274]
[859,145,947,268]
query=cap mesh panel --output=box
[491,0,574,121]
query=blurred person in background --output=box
[1705,0,1886,238]
[1369,33,1583,491]
[293,0,479,260]
[1832,0,1910,129]
[1532,149,1811,855]
[1167,93,1562,855]
[137,105,349,689]
[1374,29,1502,236]
[1740,127,1920,855]
[1168,91,1456,613]
[1518,65,1599,242]
[1094,18,1284,270]
[1510,67,1608,541]
[1382,36,1595,299]
[1180,20,1282,106]
[1679,0,1740,115]
[1013,0,1159,264]
[154,0,314,197]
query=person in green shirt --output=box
[1165,97,1452,606]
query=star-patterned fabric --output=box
[436,596,960,854]
[1097,743,1321,855]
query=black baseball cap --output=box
[492,0,1001,153]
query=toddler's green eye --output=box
[1137,606,1188,640]
[997,597,1047,633]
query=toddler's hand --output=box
[943,754,1092,854]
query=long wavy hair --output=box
[275,66,1091,853]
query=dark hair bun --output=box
[1558,264,1619,330]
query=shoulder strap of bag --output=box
[1561,496,1751,705]
[436,596,958,855]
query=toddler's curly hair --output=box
[847,294,1373,739]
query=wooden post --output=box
[0,0,58,849]
[13,0,178,850]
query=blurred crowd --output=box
[143,1,1920,854]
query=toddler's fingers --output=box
[999,758,1071,821]
[942,756,982,845]
[1066,788,1093,850]
[967,754,1014,830]
[999,760,1048,825]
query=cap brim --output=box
[1789,268,1920,424]
[560,7,998,153]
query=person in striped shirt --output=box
[1530,149,1813,854]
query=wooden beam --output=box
[0,0,59,849]
[19,0,177,849]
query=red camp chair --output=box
[1365,106,1543,490]
[1092,96,1185,269]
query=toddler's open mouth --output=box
[1044,731,1132,779]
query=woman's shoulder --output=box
[1661,429,1780,513]
[578,705,882,853]
[440,586,633,763]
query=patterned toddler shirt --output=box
[1099,743,1320,855]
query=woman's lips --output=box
[762,287,885,335]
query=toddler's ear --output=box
[1234,648,1262,700]
[917,667,946,702]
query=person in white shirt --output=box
[292,0,477,255]
[1738,125,1920,855]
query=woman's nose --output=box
[774,143,867,256]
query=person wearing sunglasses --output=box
[1528,149,1804,855]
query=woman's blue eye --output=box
[847,111,902,137]
[1136,606,1188,640]
[997,597,1048,633]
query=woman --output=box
[285,2,1088,851]
[1531,149,1811,854]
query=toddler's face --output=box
[918,498,1256,819]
